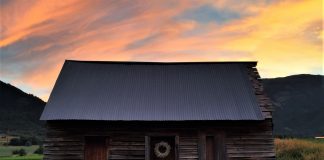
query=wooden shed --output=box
[40,60,275,160]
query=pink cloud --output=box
[0,0,322,101]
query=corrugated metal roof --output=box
[40,60,264,121]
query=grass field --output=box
[0,154,42,160]
[275,138,324,160]
[0,145,42,160]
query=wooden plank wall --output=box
[109,134,145,160]
[43,124,201,160]
[247,65,274,119]
[179,136,199,160]
[44,126,84,160]
[225,120,275,159]
[43,122,274,160]
[224,64,274,160]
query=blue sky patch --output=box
[177,5,241,24]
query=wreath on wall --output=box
[154,141,171,158]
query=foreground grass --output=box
[0,154,42,160]
[275,138,324,160]
[0,145,42,160]
[0,145,38,157]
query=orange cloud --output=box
[0,0,322,101]
[0,0,86,47]
[219,0,323,77]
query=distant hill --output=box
[263,74,324,137]
[0,74,323,138]
[0,81,45,137]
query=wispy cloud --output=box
[0,0,322,101]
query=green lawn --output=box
[0,145,42,160]
[0,154,42,160]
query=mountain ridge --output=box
[0,74,323,137]
[0,81,45,137]
[262,74,324,137]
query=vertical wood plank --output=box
[198,132,206,160]
[145,136,150,160]
[214,133,226,160]
[106,137,110,160]
[175,135,179,160]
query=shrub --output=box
[12,148,27,156]
[34,145,44,154]
[18,148,27,156]
[9,138,21,146]
[25,140,32,146]
[12,149,19,155]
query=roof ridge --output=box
[65,60,258,65]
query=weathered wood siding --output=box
[44,126,84,160]
[223,64,274,159]
[43,120,274,160]
[247,64,274,119]
[225,120,274,159]
[109,134,145,160]
[179,136,199,160]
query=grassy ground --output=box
[0,154,42,160]
[0,145,42,160]
[275,138,324,160]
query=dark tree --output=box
[9,138,20,146]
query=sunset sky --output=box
[0,0,323,101]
